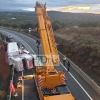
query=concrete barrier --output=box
[6,29,100,96]
[71,60,100,95]
[59,52,100,96]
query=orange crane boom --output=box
[35,2,59,66]
[34,1,76,100]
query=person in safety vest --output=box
[67,60,70,72]
[63,56,67,66]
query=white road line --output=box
[59,51,99,86]
[20,33,93,100]
[2,31,34,53]
[12,34,34,53]
[60,62,93,100]
[19,33,36,42]
[3,30,93,100]
[22,71,24,100]
[0,30,34,100]
[15,31,93,100]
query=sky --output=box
[0,0,100,13]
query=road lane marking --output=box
[19,33,36,42]
[21,33,93,100]
[2,30,34,53]
[15,31,93,100]
[60,62,93,100]
[13,35,34,53]
[3,30,93,100]
[22,71,24,100]
[59,51,100,88]
[20,34,93,100]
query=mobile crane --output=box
[34,1,76,100]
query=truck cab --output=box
[7,42,19,65]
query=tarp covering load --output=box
[10,56,24,71]
[7,42,19,57]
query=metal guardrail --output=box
[3,28,100,96]
[19,31,100,96]
[58,52,100,96]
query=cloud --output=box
[0,0,100,13]
[23,4,100,14]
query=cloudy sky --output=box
[0,0,100,13]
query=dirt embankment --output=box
[0,51,11,100]
[20,28,100,86]
[55,28,100,86]
[0,51,10,81]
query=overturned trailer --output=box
[6,42,35,72]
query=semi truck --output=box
[6,41,34,71]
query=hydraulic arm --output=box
[35,2,60,66]
[34,2,76,100]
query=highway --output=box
[0,28,100,100]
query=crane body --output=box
[34,2,76,100]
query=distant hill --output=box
[0,9,28,12]
[0,11,100,29]
[48,11,100,21]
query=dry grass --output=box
[23,27,100,86]
[0,51,10,81]
[0,50,10,100]
[0,90,7,99]
[55,27,100,86]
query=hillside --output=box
[28,26,100,86]
[54,27,100,86]
[0,35,11,100]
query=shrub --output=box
[91,44,100,50]
[97,50,100,57]
[90,51,97,57]
[0,90,7,99]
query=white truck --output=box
[7,42,19,66]
[6,42,35,72]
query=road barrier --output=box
[59,52,100,96]
[3,28,100,96]
[20,31,100,96]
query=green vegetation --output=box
[0,11,100,86]
[0,11,100,30]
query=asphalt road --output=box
[0,28,100,100]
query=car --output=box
[7,35,13,39]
